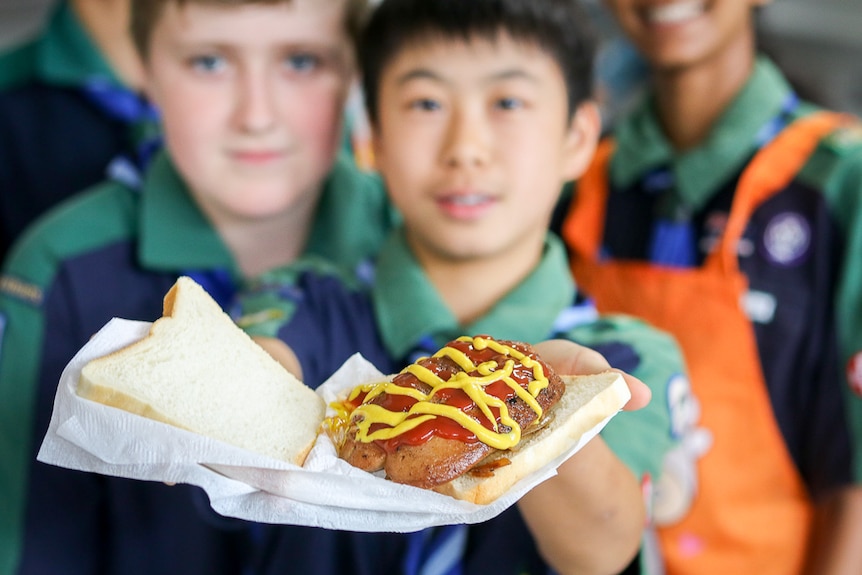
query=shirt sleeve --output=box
[821,133,862,483]
[0,248,109,574]
[568,315,684,482]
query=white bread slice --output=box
[435,371,630,505]
[77,276,325,465]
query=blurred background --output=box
[0,0,51,48]
[1,0,860,119]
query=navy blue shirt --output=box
[0,2,155,263]
[0,148,395,575]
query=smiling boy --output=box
[372,37,590,321]
[0,1,399,573]
[240,1,684,573]
[558,0,862,573]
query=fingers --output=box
[533,339,610,375]
[611,369,651,411]
[533,339,651,411]
[253,336,304,379]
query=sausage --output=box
[338,336,565,489]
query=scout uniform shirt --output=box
[0,149,397,575]
[0,1,159,262]
[559,56,862,574]
[239,230,683,575]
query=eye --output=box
[409,98,441,112]
[285,52,322,73]
[495,97,523,111]
[189,54,226,74]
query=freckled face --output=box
[143,1,353,224]
[373,35,597,268]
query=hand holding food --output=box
[76,276,325,465]
[325,335,629,504]
[75,277,629,506]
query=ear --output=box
[371,121,386,171]
[560,101,602,181]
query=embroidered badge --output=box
[0,275,43,306]
[677,533,706,558]
[824,124,862,152]
[741,290,777,324]
[761,212,811,266]
[653,374,712,526]
[847,352,862,397]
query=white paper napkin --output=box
[38,318,618,532]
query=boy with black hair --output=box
[240,0,684,573]
[0,1,400,574]
[558,0,862,573]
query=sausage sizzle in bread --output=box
[326,335,629,504]
[76,277,629,505]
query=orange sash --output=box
[563,113,846,574]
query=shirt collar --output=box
[372,230,576,360]
[303,152,396,270]
[612,56,794,211]
[33,2,121,88]
[138,150,240,277]
[136,150,388,281]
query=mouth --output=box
[436,192,497,220]
[642,0,707,26]
[231,150,286,165]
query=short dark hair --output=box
[359,0,597,126]
[130,0,369,60]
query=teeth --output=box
[450,195,487,206]
[647,1,705,25]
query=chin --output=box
[222,193,303,220]
[430,242,503,265]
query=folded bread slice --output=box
[77,276,325,465]
[435,371,630,505]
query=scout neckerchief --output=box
[182,269,238,313]
[31,2,163,188]
[81,78,163,189]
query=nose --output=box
[441,104,491,169]
[235,65,276,134]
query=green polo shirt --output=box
[370,232,679,482]
[371,232,575,356]
[611,57,819,212]
[241,231,680,485]
[135,148,396,278]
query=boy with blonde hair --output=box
[559,0,862,572]
[0,1,397,573]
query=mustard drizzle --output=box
[348,336,549,450]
